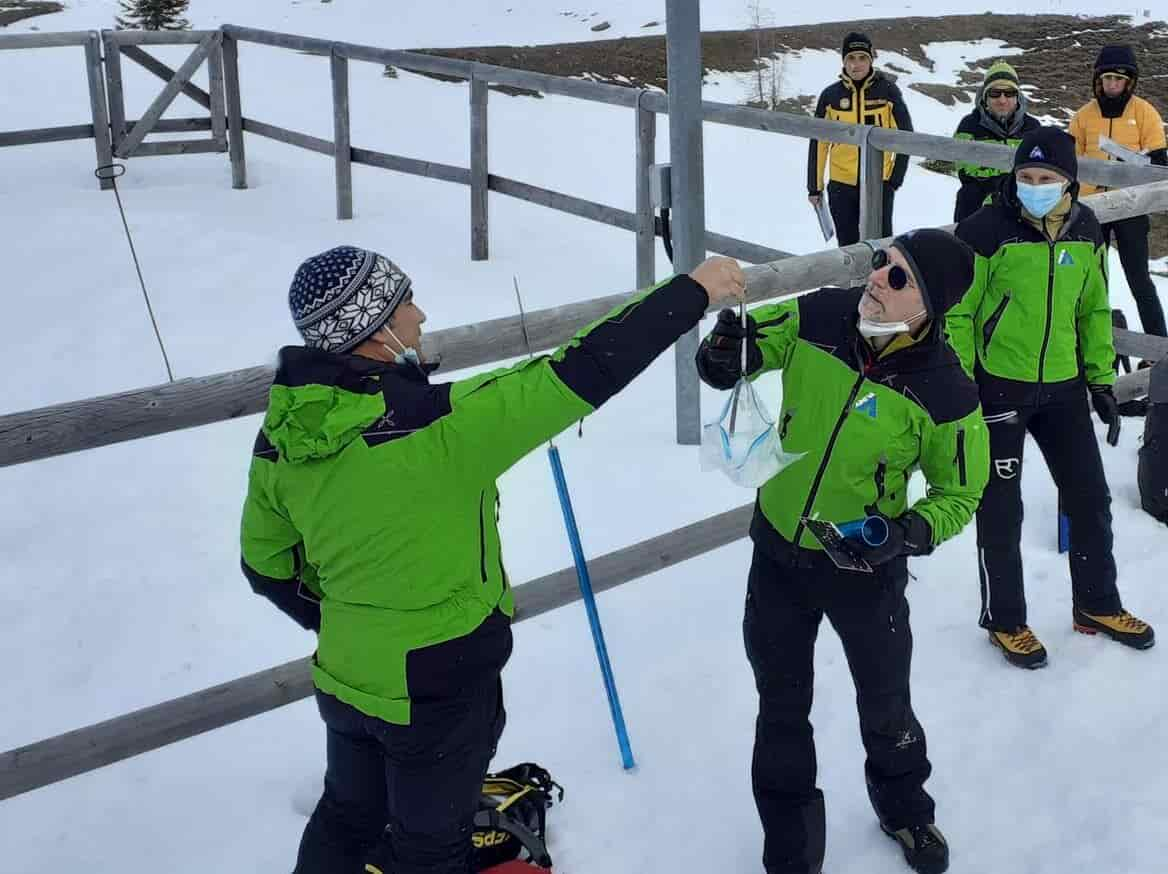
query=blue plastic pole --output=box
[546,444,636,770]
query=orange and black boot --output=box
[1073,608,1155,649]
[988,626,1048,669]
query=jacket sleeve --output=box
[1079,241,1117,387]
[745,299,801,377]
[909,407,989,546]
[888,84,913,189]
[1138,99,1167,153]
[434,274,710,483]
[807,90,830,194]
[945,228,989,378]
[1068,110,1088,156]
[240,462,321,631]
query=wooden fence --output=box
[2,24,1168,802]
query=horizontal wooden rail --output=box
[133,139,225,157]
[242,117,333,155]
[1114,328,1168,362]
[0,31,91,50]
[3,182,1166,469]
[350,146,471,185]
[0,123,94,147]
[0,503,753,800]
[105,29,218,47]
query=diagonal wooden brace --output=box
[116,31,219,158]
[120,43,212,110]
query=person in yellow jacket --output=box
[1069,44,1168,337]
[807,31,913,246]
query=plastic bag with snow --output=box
[700,376,804,489]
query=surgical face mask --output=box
[1016,181,1065,219]
[857,300,927,338]
[381,326,422,367]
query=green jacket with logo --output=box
[702,288,989,553]
[949,179,1115,409]
[240,275,710,724]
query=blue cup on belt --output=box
[836,515,889,547]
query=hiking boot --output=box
[881,822,949,874]
[1073,608,1155,649]
[988,626,1048,669]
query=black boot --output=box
[881,822,949,874]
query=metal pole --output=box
[84,33,114,191]
[221,32,247,189]
[635,92,657,290]
[665,0,706,445]
[470,75,489,261]
[858,126,885,240]
[331,49,353,220]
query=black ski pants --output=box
[828,180,895,247]
[1102,215,1168,338]
[976,395,1122,631]
[294,611,511,874]
[744,541,934,874]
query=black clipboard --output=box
[802,518,873,573]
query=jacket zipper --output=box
[873,455,887,505]
[495,494,508,589]
[779,410,794,440]
[478,491,488,584]
[982,292,1011,351]
[955,429,968,487]
[793,372,867,547]
[1037,242,1056,385]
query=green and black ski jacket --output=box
[240,275,710,725]
[950,179,1115,410]
[952,104,1040,221]
[707,288,989,555]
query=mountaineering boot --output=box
[1073,608,1155,649]
[987,626,1048,669]
[881,822,949,874]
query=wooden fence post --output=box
[100,31,126,155]
[635,91,656,289]
[470,74,489,261]
[208,38,227,148]
[331,48,353,220]
[84,32,114,190]
[858,126,885,240]
[221,31,247,189]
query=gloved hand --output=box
[850,511,933,567]
[1089,384,1121,446]
[694,308,763,390]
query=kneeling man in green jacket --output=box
[240,246,744,874]
[697,229,989,874]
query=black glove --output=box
[851,511,934,567]
[695,309,762,390]
[1089,384,1121,446]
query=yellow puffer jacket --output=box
[807,70,912,192]
[1069,94,1166,195]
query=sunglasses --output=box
[1100,73,1130,82]
[871,249,910,290]
[985,88,1018,99]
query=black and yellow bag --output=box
[473,763,563,870]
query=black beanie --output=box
[842,31,874,59]
[1013,126,1078,181]
[891,229,975,319]
[1094,44,1138,79]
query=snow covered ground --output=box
[2,2,1167,872]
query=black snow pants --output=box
[975,392,1122,631]
[294,610,511,874]
[744,534,934,874]
[1102,214,1168,338]
[828,179,895,247]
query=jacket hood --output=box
[1093,44,1139,116]
[975,81,1031,138]
[262,346,402,463]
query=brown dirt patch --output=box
[0,1,62,27]
[908,82,972,106]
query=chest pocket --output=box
[839,387,919,505]
[862,99,891,128]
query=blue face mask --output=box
[394,347,420,366]
[1017,181,1065,218]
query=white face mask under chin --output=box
[857,299,927,338]
[381,326,421,366]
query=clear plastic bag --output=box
[700,375,805,488]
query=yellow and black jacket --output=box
[1070,92,1167,196]
[807,70,913,193]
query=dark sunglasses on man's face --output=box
[871,249,909,290]
[986,89,1018,99]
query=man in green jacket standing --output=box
[950,126,1155,669]
[240,245,745,873]
[697,230,989,874]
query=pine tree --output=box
[116,0,191,31]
